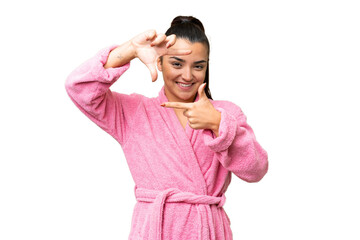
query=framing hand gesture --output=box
[132,30,191,81]
[104,30,191,81]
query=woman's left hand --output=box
[161,83,221,137]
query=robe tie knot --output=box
[135,187,226,240]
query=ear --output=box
[157,57,163,72]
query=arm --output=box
[65,44,136,144]
[203,104,268,182]
[65,30,191,144]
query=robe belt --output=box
[135,187,226,240]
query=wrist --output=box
[127,40,137,59]
[210,110,221,137]
[104,41,136,69]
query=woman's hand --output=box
[161,83,221,137]
[131,30,190,81]
[104,30,191,81]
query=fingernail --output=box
[160,103,165,107]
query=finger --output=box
[150,33,166,47]
[183,109,190,118]
[146,63,158,82]
[165,48,192,56]
[145,30,157,41]
[165,34,176,48]
[198,83,207,99]
[188,123,203,130]
[161,102,193,109]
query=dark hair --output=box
[164,16,212,99]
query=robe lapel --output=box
[155,87,208,195]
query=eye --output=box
[195,65,204,70]
[171,62,182,68]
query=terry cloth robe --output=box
[65,46,268,240]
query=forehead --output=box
[169,38,208,61]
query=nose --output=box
[181,67,193,82]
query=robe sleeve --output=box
[203,103,268,182]
[65,45,141,145]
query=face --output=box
[157,38,208,103]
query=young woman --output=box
[66,16,268,240]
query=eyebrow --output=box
[170,57,207,64]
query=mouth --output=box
[176,82,195,90]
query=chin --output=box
[164,83,197,102]
[177,92,197,102]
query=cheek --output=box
[163,68,180,80]
[194,71,206,81]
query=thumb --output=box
[146,63,158,82]
[198,83,207,99]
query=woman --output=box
[65,16,268,240]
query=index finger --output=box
[161,102,193,109]
[165,48,192,56]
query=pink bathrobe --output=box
[65,46,268,240]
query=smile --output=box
[178,83,192,87]
[176,82,195,90]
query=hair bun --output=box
[171,16,205,33]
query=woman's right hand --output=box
[131,30,190,81]
[104,30,191,82]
